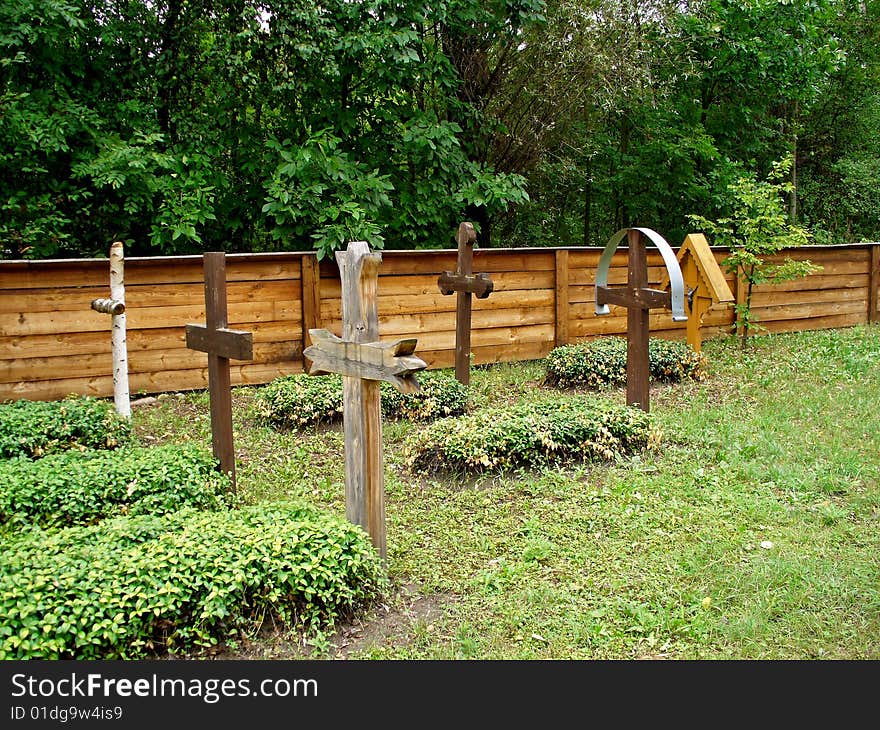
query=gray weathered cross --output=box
[304,241,427,560]
[437,221,494,385]
[185,251,254,490]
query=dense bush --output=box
[406,396,659,475]
[544,337,707,389]
[0,502,387,659]
[254,373,345,429]
[0,396,131,459]
[380,370,469,421]
[255,370,468,428]
[0,444,232,531]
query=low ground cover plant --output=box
[406,395,658,475]
[544,336,707,389]
[255,370,468,428]
[0,443,232,531]
[0,395,130,459]
[0,502,387,659]
[379,369,469,421]
[255,373,343,429]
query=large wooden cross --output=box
[185,252,254,490]
[304,241,426,560]
[595,228,687,412]
[437,221,494,385]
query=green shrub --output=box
[0,502,388,659]
[255,370,468,428]
[647,338,709,382]
[255,373,345,429]
[405,395,659,475]
[0,443,232,531]
[379,370,469,421]
[0,395,131,459]
[544,337,707,389]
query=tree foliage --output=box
[689,157,821,347]
[1,0,878,259]
[0,0,537,258]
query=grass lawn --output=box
[132,325,880,660]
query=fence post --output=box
[555,249,570,346]
[301,254,322,371]
[869,244,879,324]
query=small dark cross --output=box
[595,228,687,412]
[186,251,254,490]
[304,241,426,560]
[437,221,494,386]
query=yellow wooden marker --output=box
[667,233,735,353]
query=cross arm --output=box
[303,329,427,394]
[185,324,254,360]
[438,271,494,299]
[596,286,672,311]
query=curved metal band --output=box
[594,227,687,321]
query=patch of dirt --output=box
[205,582,452,660]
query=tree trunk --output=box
[465,203,491,248]
[615,115,631,230]
[741,265,756,350]
[582,155,592,247]
[789,101,799,223]
[157,0,183,143]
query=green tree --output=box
[798,0,880,243]
[689,157,820,348]
[499,0,851,249]
[1,0,541,259]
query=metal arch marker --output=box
[593,227,687,412]
[595,227,688,322]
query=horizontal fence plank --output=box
[319,288,554,319]
[1,341,301,384]
[0,361,303,401]
[2,299,302,337]
[0,321,298,361]
[750,299,866,322]
[761,312,866,334]
[758,273,870,293]
[417,340,552,370]
[749,286,867,307]
[321,305,556,338]
[0,279,300,315]
[0,255,304,290]
[318,270,556,298]
[406,323,554,352]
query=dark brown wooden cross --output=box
[185,251,254,490]
[437,221,494,386]
[304,241,426,560]
[595,228,686,412]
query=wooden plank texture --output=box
[555,250,569,346]
[1,243,876,401]
[870,245,880,323]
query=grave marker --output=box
[437,222,494,385]
[89,241,131,419]
[185,252,254,490]
[667,233,734,353]
[595,227,687,412]
[304,241,426,560]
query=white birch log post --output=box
[107,241,131,418]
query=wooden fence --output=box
[1,242,878,401]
